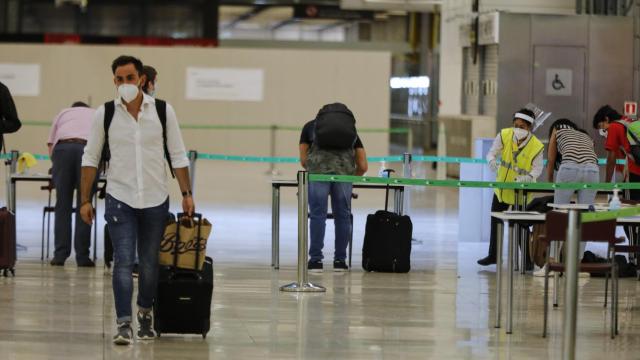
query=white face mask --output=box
[117,83,140,103]
[513,127,529,141]
[599,129,608,137]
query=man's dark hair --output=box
[142,65,157,93]
[71,101,89,108]
[111,55,144,75]
[592,105,621,129]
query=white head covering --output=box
[514,112,535,124]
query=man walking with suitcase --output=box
[79,55,194,345]
[299,103,368,273]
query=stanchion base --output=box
[280,282,326,292]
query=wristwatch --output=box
[182,190,192,197]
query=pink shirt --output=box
[47,107,96,146]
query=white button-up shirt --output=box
[82,94,189,209]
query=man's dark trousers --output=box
[52,142,92,262]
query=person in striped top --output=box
[546,118,599,205]
[537,119,599,277]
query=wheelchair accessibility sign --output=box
[545,68,572,96]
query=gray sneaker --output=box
[113,322,133,345]
[137,311,156,340]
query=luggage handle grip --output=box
[175,212,204,270]
[382,169,395,211]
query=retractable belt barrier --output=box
[308,173,640,222]
[308,174,640,191]
[2,151,627,165]
[20,121,411,133]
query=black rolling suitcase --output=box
[154,213,213,338]
[362,170,412,273]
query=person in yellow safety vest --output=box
[477,108,545,267]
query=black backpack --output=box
[313,103,357,150]
[0,82,22,151]
[100,99,175,178]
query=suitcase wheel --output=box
[2,269,15,277]
[202,333,206,339]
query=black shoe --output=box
[308,260,323,273]
[136,310,156,340]
[477,256,496,266]
[132,263,139,278]
[77,259,95,267]
[50,258,65,266]
[333,260,349,272]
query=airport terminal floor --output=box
[2,163,640,360]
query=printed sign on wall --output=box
[624,101,637,117]
[545,68,572,96]
[185,67,264,102]
[0,63,41,96]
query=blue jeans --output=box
[554,162,600,205]
[553,162,599,260]
[308,181,352,262]
[105,194,169,323]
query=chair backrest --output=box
[545,211,616,243]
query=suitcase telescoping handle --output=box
[382,169,395,211]
[175,212,203,270]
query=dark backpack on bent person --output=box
[314,103,357,150]
[100,99,175,178]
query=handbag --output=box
[159,213,212,271]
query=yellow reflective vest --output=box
[495,128,544,205]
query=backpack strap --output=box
[615,120,640,145]
[155,99,175,178]
[99,101,115,172]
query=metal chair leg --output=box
[553,271,560,307]
[41,209,46,261]
[348,213,353,270]
[46,211,51,259]
[604,272,609,308]
[615,264,619,336]
[611,264,616,338]
[605,246,612,308]
[543,265,549,338]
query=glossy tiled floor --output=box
[2,165,640,359]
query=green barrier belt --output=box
[411,155,625,165]
[309,174,640,190]
[197,153,298,163]
[22,121,409,134]
[582,206,640,223]
[1,151,629,165]
[183,124,273,130]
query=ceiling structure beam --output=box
[270,18,297,31]
[223,5,269,29]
